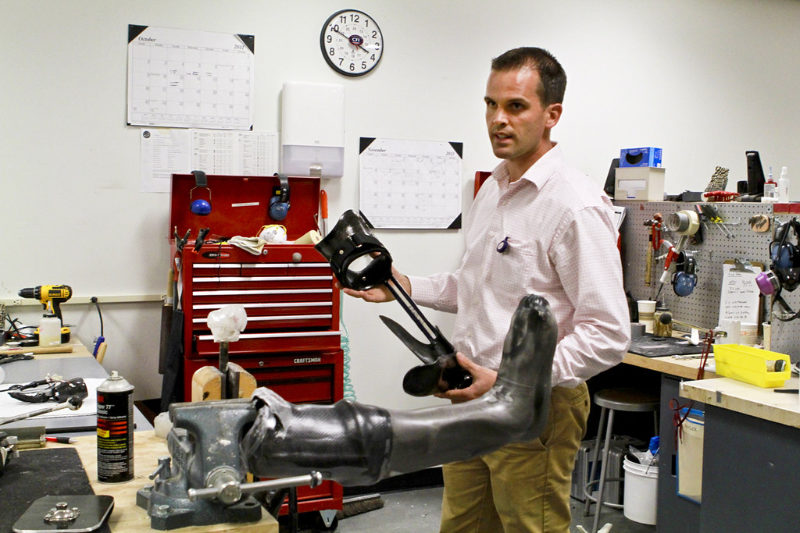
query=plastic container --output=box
[778,166,790,203]
[713,344,791,388]
[677,409,704,502]
[637,300,656,334]
[38,314,61,346]
[623,458,658,525]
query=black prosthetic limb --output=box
[242,389,394,486]
[314,209,471,396]
[242,294,556,486]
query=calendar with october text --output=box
[127,25,255,130]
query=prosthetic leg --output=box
[315,209,472,396]
[243,293,555,485]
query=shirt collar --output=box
[493,143,562,191]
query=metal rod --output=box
[187,472,323,501]
[219,341,229,400]
[240,471,323,494]
[0,399,79,426]
[384,276,438,342]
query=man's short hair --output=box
[491,47,566,106]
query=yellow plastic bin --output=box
[713,345,791,388]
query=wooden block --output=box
[192,366,223,401]
[192,364,256,402]
[95,342,108,364]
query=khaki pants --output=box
[439,383,590,533]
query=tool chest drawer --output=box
[183,350,344,404]
[180,243,341,358]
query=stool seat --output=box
[593,388,659,412]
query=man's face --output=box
[484,67,560,173]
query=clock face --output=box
[320,9,383,77]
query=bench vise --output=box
[136,399,320,530]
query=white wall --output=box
[2,0,798,405]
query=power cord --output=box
[91,296,105,356]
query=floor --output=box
[326,486,656,533]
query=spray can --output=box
[96,371,134,482]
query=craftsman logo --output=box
[294,357,321,364]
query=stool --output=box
[583,388,659,533]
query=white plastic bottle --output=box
[778,166,790,203]
[38,314,61,346]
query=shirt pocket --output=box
[484,234,539,292]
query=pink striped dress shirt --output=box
[409,144,631,388]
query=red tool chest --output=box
[169,173,343,516]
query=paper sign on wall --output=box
[718,261,764,326]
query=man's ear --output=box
[545,103,563,129]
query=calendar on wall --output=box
[127,25,255,130]
[359,137,463,229]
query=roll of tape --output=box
[631,322,646,339]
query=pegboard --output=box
[617,201,800,362]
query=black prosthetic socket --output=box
[242,388,393,486]
[314,209,393,291]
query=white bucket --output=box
[623,458,658,525]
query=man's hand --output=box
[343,267,410,303]
[435,353,497,403]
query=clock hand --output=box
[333,29,350,40]
[333,29,370,53]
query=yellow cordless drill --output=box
[18,285,73,343]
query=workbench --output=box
[622,352,716,381]
[70,430,279,532]
[621,351,800,533]
[618,351,715,532]
[1,342,279,531]
[678,376,800,533]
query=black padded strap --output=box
[192,170,207,188]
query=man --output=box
[346,47,630,532]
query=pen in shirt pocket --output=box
[497,236,510,253]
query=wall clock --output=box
[320,9,383,77]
